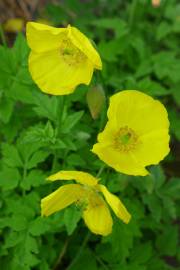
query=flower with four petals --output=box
[41,171,131,236]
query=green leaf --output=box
[23,122,57,145]
[162,196,176,219]
[130,36,146,61]
[143,194,162,222]
[9,73,35,104]
[135,60,153,78]
[1,143,23,168]
[13,233,40,269]
[0,46,14,88]
[156,22,171,41]
[12,33,29,64]
[0,96,14,123]
[156,225,178,256]
[33,92,58,121]
[168,109,180,140]
[153,52,180,83]
[130,242,152,264]
[29,217,50,236]
[162,177,180,199]
[5,215,28,231]
[0,167,20,190]
[5,192,39,219]
[91,18,128,38]
[98,39,123,62]
[26,150,50,169]
[61,110,84,133]
[64,205,82,235]
[21,169,46,190]
[66,153,86,167]
[104,218,136,262]
[150,166,166,190]
[137,77,169,96]
[17,140,43,162]
[4,231,24,248]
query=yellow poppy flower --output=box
[92,90,170,176]
[26,22,102,95]
[41,170,131,236]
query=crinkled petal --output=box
[47,170,98,186]
[134,129,170,166]
[68,25,102,70]
[26,22,67,53]
[92,144,148,176]
[41,184,84,217]
[107,90,169,136]
[28,50,94,95]
[98,184,131,224]
[83,199,112,236]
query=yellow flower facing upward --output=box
[26,22,102,95]
[41,170,131,236]
[92,90,170,176]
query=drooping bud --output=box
[86,85,105,119]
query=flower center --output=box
[75,186,102,210]
[60,39,86,65]
[114,126,139,152]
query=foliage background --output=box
[0,0,180,269]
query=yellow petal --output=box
[83,199,112,236]
[107,90,169,136]
[96,120,117,145]
[68,25,102,70]
[134,129,170,166]
[41,184,83,216]
[28,49,94,95]
[26,22,67,53]
[98,184,131,224]
[92,144,148,176]
[47,170,98,186]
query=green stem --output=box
[0,24,7,47]
[56,96,65,136]
[129,0,138,30]
[66,232,91,270]
[51,152,58,173]
[92,250,110,270]
[96,164,106,178]
[53,238,70,270]
[51,96,65,172]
